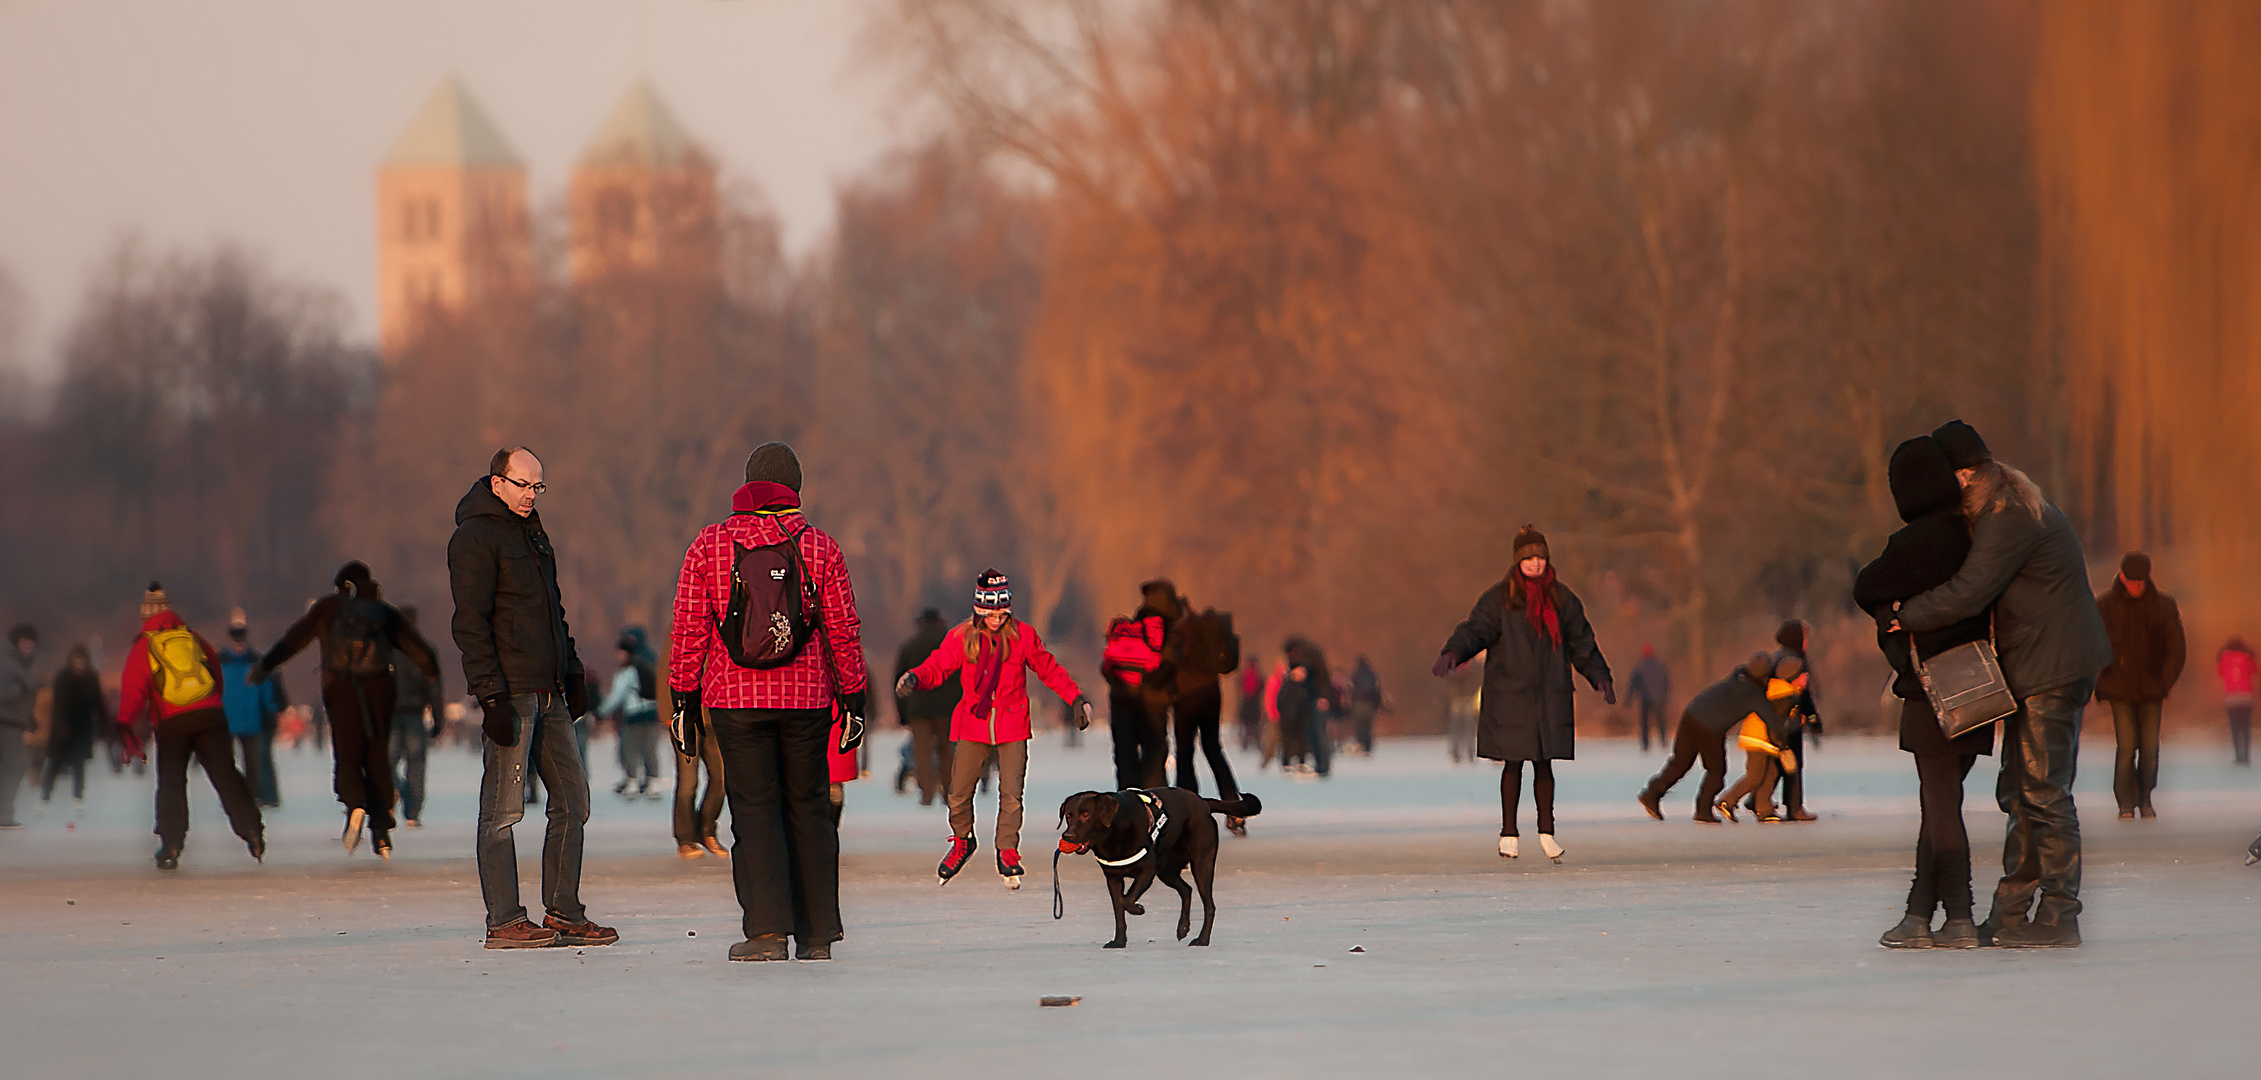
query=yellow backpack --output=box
[147,628,215,707]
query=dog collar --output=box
[1093,847,1149,867]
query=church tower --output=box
[569,80,719,283]
[376,77,531,354]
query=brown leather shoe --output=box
[543,913,619,947]
[485,918,559,949]
[678,842,706,859]
[702,836,729,859]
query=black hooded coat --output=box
[1440,577,1610,761]
[1853,436,1995,756]
[447,477,582,702]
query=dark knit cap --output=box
[1931,420,1992,470]
[6,622,33,646]
[333,561,378,599]
[744,442,803,492]
[1512,525,1549,563]
[2121,551,2151,582]
[1775,619,1808,655]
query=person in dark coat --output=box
[1435,525,1613,860]
[1627,645,1671,753]
[1888,421,2112,948]
[2094,552,2185,819]
[252,561,440,859]
[1855,434,1998,949]
[41,645,105,806]
[895,609,960,807]
[389,604,442,828]
[1639,654,1779,824]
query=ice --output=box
[2,732,2257,1077]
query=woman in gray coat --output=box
[1434,526,1614,861]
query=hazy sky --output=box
[0,0,907,366]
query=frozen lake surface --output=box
[3,730,2258,1078]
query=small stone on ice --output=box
[1349,946,1365,953]
[1040,996,1081,1007]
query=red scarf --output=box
[968,625,1009,720]
[1519,566,1562,648]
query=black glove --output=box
[1070,694,1094,731]
[841,688,870,724]
[1431,653,1458,678]
[245,663,271,686]
[1600,679,1618,706]
[669,688,703,760]
[894,671,918,698]
[481,695,517,747]
[566,679,588,719]
[836,705,866,755]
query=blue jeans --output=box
[478,693,589,928]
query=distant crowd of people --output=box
[4,420,2259,957]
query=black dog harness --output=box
[1054,789,1172,920]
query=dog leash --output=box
[1052,848,1064,920]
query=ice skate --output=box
[937,833,977,885]
[998,848,1025,889]
[1498,835,1519,859]
[246,831,266,863]
[1538,834,1564,862]
[1713,800,1740,824]
[154,845,180,871]
[372,828,392,861]
[342,807,366,853]
[2245,833,2260,866]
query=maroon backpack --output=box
[715,520,819,669]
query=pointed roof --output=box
[578,80,704,169]
[383,76,522,168]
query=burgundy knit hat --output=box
[1512,524,1549,564]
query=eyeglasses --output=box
[496,474,547,495]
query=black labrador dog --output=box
[1058,788,1262,948]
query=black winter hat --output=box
[744,442,803,492]
[2121,551,2152,582]
[1888,436,1960,523]
[1931,420,1992,470]
[916,607,944,626]
[6,622,34,646]
[333,561,378,599]
[1775,619,1809,655]
[1512,524,1550,564]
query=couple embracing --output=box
[1856,421,2112,949]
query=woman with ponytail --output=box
[1433,526,1614,861]
[898,570,1094,889]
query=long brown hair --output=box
[962,612,1018,661]
[1962,459,2045,523]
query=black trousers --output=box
[1991,680,2090,930]
[1642,715,1727,815]
[1500,759,1557,836]
[324,673,398,831]
[153,708,262,850]
[1908,751,1978,921]
[708,707,841,945]
[1110,689,1161,791]
[1637,701,1669,752]
[2109,699,2163,813]
[2230,703,2253,765]
[1171,681,1238,799]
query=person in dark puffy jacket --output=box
[1887,420,2111,949]
[448,447,612,951]
[253,562,438,860]
[1856,434,1996,949]
[2094,552,2185,819]
[41,645,106,808]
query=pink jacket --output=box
[668,482,868,710]
[907,620,1082,745]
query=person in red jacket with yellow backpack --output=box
[118,583,264,870]
[899,570,1093,889]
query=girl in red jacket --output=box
[897,569,1092,888]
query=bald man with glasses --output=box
[449,446,614,950]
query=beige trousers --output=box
[946,739,1028,851]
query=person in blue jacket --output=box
[218,611,287,808]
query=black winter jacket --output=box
[1682,666,1778,735]
[1853,436,1994,756]
[447,478,582,702]
[1441,578,1610,761]
[1895,495,2112,700]
[895,622,961,723]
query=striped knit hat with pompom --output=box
[973,569,1012,612]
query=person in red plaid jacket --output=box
[669,443,869,963]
